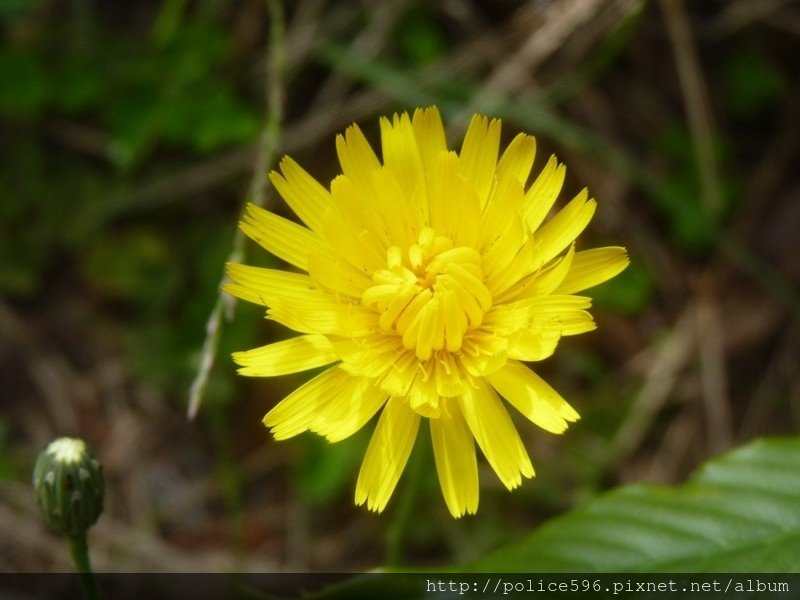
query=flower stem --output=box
[68,534,99,600]
[186,0,285,420]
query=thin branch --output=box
[661,0,724,216]
[608,306,696,467]
[187,0,285,420]
[449,0,614,129]
[706,0,793,38]
[695,292,734,452]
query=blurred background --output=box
[1,0,799,572]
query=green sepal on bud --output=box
[33,438,105,538]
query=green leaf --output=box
[470,437,800,572]
[244,438,800,600]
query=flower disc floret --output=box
[363,228,491,358]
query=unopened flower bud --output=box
[33,438,104,538]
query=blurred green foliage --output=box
[721,46,786,119]
[0,419,21,481]
[3,0,799,572]
[295,429,371,506]
[592,260,654,314]
[1,2,263,397]
[394,7,447,66]
[647,124,738,252]
[0,49,48,115]
[1,5,266,543]
[100,18,260,165]
[0,3,259,164]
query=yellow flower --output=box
[225,107,628,518]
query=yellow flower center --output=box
[362,227,493,361]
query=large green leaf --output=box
[243,438,800,600]
[471,437,800,572]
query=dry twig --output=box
[187,0,286,419]
[661,0,724,216]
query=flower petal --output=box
[226,262,378,337]
[320,210,386,274]
[433,352,470,397]
[430,401,479,517]
[533,189,596,265]
[267,297,376,337]
[482,298,535,335]
[335,124,381,192]
[528,295,596,336]
[377,348,419,397]
[459,114,501,206]
[412,106,447,174]
[506,328,562,362]
[263,366,349,440]
[332,334,405,378]
[407,365,440,416]
[484,231,536,296]
[224,263,317,307]
[458,349,508,379]
[239,203,328,271]
[486,361,579,434]
[428,152,482,247]
[554,247,630,294]
[329,175,392,255]
[380,112,426,207]
[269,156,333,235]
[479,170,526,253]
[492,243,575,305]
[308,251,373,297]
[232,334,338,376]
[522,155,565,232]
[496,133,536,186]
[372,167,420,248]
[458,380,534,490]
[311,376,388,442]
[356,397,420,512]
